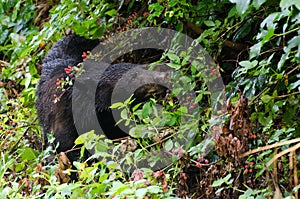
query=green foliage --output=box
[0,0,41,105]
[42,0,117,39]
[0,0,299,198]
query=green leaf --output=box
[24,73,32,88]
[110,102,124,109]
[261,94,273,103]
[74,130,95,145]
[204,20,215,27]
[95,140,108,153]
[164,139,173,151]
[135,188,147,197]
[261,28,274,44]
[58,183,81,196]
[293,183,300,192]
[280,0,300,10]
[120,109,128,120]
[15,162,25,172]
[129,126,143,138]
[105,9,117,16]
[236,60,258,77]
[167,62,181,70]
[147,185,161,193]
[286,35,300,60]
[142,103,152,118]
[252,0,267,9]
[229,0,250,15]
[289,80,300,91]
[212,174,232,187]
[107,161,120,170]
[250,42,262,59]
[19,147,38,161]
[239,60,258,68]
[149,3,164,11]
[167,53,180,63]
[243,188,254,196]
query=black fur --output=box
[36,35,100,155]
[36,35,140,159]
[36,35,167,161]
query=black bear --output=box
[36,34,167,160]
[36,35,100,157]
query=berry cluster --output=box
[195,157,209,168]
[171,147,184,158]
[248,134,257,139]
[53,63,83,102]
[64,65,80,78]
[209,65,221,78]
[243,161,255,174]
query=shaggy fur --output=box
[36,35,100,154]
[36,35,167,160]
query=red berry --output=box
[178,151,183,157]
[196,163,202,168]
[204,159,209,164]
[64,68,70,74]
[82,52,87,59]
[182,173,187,181]
[56,82,60,87]
[249,169,252,173]
[53,94,57,98]
[211,69,216,76]
[197,157,202,162]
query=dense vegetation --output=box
[0,0,299,198]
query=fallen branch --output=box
[239,138,300,158]
[266,142,300,167]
